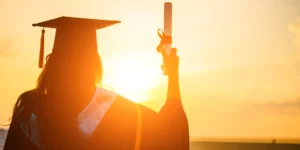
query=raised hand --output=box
[162,48,179,77]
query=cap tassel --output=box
[39,29,45,68]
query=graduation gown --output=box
[4,88,189,150]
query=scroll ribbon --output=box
[156,29,173,75]
[156,29,172,54]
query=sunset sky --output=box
[1,0,300,140]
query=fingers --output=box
[160,48,179,75]
[157,45,179,59]
[171,48,177,54]
[171,48,178,57]
[171,48,179,60]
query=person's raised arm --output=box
[157,48,190,150]
[165,48,181,102]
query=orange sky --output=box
[1,0,300,140]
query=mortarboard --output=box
[32,16,121,68]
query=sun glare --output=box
[102,51,162,103]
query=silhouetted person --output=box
[4,16,189,150]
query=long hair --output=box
[10,48,103,148]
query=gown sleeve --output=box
[4,91,39,150]
[3,118,38,150]
[158,98,190,150]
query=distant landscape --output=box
[0,128,7,150]
[190,139,300,150]
[1,128,300,150]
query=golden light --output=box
[101,50,162,103]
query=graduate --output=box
[4,16,189,150]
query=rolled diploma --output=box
[164,2,172,56]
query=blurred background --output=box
[1,0,300,144]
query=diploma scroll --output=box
[158,2,173,75]
[164,2,172,56]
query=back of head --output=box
[36,27,103,148]
[37,27,102,98]
[31,17,120,148]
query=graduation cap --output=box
[32,16,121,68]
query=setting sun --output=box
[101,50,162,103]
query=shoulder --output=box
[115,95,158,117]
[18,89,38,104]
[93,88,158,116]
[13,89,38,119]
[18,89,38,110]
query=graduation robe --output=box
[4,88,189,150]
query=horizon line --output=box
[190,137,300,144]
